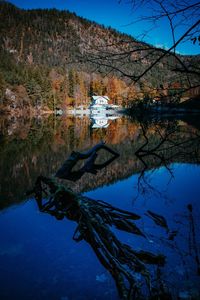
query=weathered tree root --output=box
[30,176,166,299]
[55,141,120,181]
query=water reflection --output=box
[85,164,200,299]
[55,142,119,181]
[0,114,200,299]
[0,114,200,209]
[27,170,200,299]
[30,176,167,299]
[91,115,120,128]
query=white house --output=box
[91,96,109,106]
[90,96,110,115]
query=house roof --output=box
[92,96,109,101]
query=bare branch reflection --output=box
[134,119,200,197]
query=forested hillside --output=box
[0,1,199,114]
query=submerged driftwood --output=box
[28,143,170,299]
[30,174,166,299]
[55,141,119,181]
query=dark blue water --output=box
[0,116,200,299]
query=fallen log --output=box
[30,175,166,299]
[55,141,119,181]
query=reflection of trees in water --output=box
[1,115,200,298]
[0,115,200,209]
[30,175,200,299]
[30,176,166,299]
[134,118,200,198]
[29,139,200,299]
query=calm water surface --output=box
[0,114,200,299]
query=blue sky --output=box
[8,0,200,55]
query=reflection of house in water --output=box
[91,115,120,128]
[91,116,109,128]
[90,96,121,128]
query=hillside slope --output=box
[0,1,199,112]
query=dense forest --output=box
[0,1,199,114]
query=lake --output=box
[0,113,200,300]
